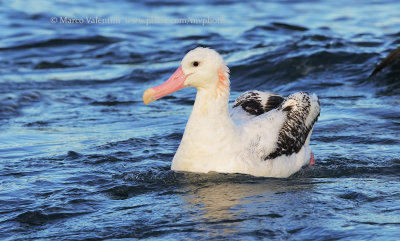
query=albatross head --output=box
[143,47,230,104]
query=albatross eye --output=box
[193,61,199,67]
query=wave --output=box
[293,158,400,178]
[14,210,91,226]
[34,61,77,69]
[0,35,121,51]
[0,91,41,121]
[230,49,376,91]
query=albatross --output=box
[143,47,320,178]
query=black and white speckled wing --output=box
[265,92,320,159]
[234,91,320,164]
[231,91,320,160]
[230,90,284,125]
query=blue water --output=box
[1,0,400,240]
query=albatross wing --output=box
[230,91,320,177]
[230,90,284,125]
[265,92,320,159]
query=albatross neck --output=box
[190,86,231,120]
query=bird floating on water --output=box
[143,47,320,178]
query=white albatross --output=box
[143,47,320,178]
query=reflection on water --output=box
[181,177,316,238]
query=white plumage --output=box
[143,47,320,178]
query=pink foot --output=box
[309,152,315,166]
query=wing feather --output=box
[265,92,320,159]
[232,90,284,115]
[232,91,320,161]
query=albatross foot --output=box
[309,152,315,166]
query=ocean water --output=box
[1,0,400,240]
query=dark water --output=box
[1,0,400,240]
